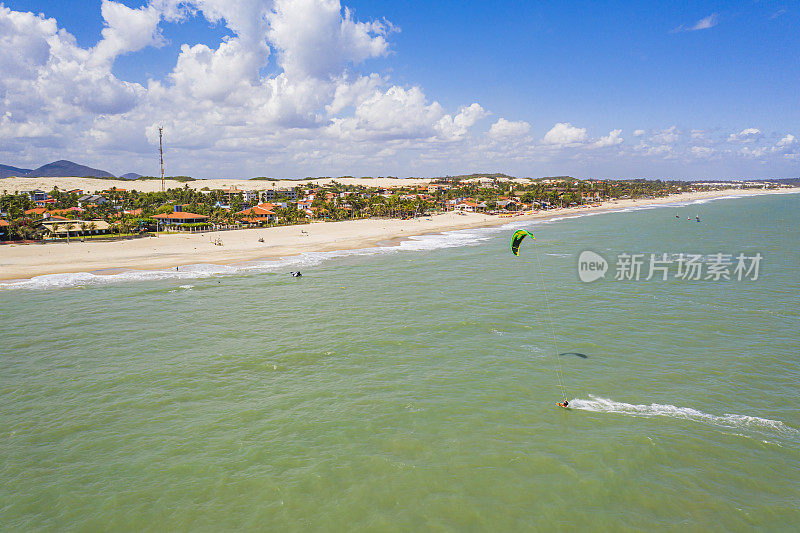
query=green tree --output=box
[64,221,75,243]
[230,194,243,214]
[49,222,61,241]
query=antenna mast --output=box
[158,126,165,192]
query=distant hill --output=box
[0,164,34,178]
[27,160,115,178]
[120,172,142,180]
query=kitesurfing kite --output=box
[511,229,570,408]
[510,229,534,256]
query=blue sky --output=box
[1,0,798,178]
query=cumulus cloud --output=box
[438,103,488,140]
[739,146,767,158]
[91,1,165,67]
[772,134,798,159]
[728,128,761,142]
[633,129,645,137]
[776,134,796,147]
[543,122,587,146]
[326,85,468,141]
[488,118,530,140]
[267,0,391,80]
[650,126,679,145]
[593,129,623,148]
[690,146,714,157]
[0,5,144,133]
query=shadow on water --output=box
[559,352,588,359]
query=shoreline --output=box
[1,187,796,283]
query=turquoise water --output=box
[2,193,799,530]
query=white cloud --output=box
[633,129,645,137]
[326,86,445,140]
[771,134,798,159]
[691,14,718,31]
[438,103,487,140]
[593,129,623,148]
[739,146,767,158]
[776,134,796,148]
[650,126,679,145]
[488,118,530,140]
[690,146,714,157]
[267,0,391,80]
[728,128,761,142]
[672,13,718,33]
[91,1,165,67]
[543,122,587,146]
[0,5,145,131]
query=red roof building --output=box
[237,203,276,223]
[50,207,84,215]
[152,211,209,224]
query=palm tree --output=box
[79,221,87,241]
[118,220,132,236]
[88,221,97,235]
[63,221,75,243]
[49,222,61,241]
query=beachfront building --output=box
[455,200,487,212]
[237,202,277,224]
[218,187,259,205]
[77,194,107,207]
[219,187,243,204]
[262,187,299,201]
[243,190,259,204]
[152,206,210,230]
[40,220,111,238]
[24,207,50,217]
[496,199,520,211]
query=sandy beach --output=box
[0,187,795,281]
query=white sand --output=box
[0,186,795,281]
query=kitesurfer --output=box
[558,399,569,408]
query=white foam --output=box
[570,395,798,436]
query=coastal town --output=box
[1,175,792,242]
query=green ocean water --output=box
[1,193,799,530]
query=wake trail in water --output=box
[570,395,798,437]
